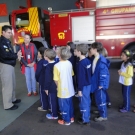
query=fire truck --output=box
[10,0,135,57]
[50,5,135,57]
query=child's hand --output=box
[118,70,121,75]
[45,90,48,95]
[99,86,103,89]
[78,91,82,97]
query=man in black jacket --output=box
[0,25,21,110]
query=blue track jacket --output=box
[91,55,110,92]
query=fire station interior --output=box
[0,0,135,135]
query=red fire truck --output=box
[50,5,135,57]
[10,0,135,57]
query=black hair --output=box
[2,25,12,32]
[91,42,103,53]
[122,49,132,67]
[38,47,47,59]
[67,42,76,50]
[88,46,91,51]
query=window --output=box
[16,13,29,27]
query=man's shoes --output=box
[94,117,107,122]
[77,119,90,125]
[5,105,18,110]
[12,99,21,104]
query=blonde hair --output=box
[44,49,56,60]
[76,44,88,55]
[101,48,108,57]
[60,47,71,60]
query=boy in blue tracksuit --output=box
[44,49,58,119]
[90,42,110,122]
[35,47,49,111]
[76,44,92,125]
[67,42,78,94]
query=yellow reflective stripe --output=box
[28,7,39,35]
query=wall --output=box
[0,0,76,23]
[0,0,26,23]
[33,0,76,11]
[97,0,135,7]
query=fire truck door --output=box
[50,14,71,46]
[71,16,95,44]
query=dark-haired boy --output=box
[90,42,110,122]
[35,47,49,111]
[76,44,92,125]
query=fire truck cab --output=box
[9,7,50,49]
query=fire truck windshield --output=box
[16,13,29,28]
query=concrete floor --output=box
[0,62,39,131]
[0,60,135,135]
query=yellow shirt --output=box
[53,60,74,98]
[119,62,133,86]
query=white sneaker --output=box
[38,107,47,111]
[94,117,107,122]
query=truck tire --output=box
[31,41,44,50]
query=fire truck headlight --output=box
[48,7,52,12]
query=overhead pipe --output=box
[27,0,32,8]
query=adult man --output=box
[0,25,21,110]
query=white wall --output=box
[97,0,135,7]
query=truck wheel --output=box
[31,41,44,50]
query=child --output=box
[53,47,75,125]
[44,49,58,119]
[90,42,110,122]
[67,42,78,95]
[101,48,111,108]
[95,47,111,108]
[55,47,60,63]
[35,47,49,111]
[76,44,92,125]
[133,67,135,113]
[118,49,133,113]
[73,46,80,97]
[67,41,76,68]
